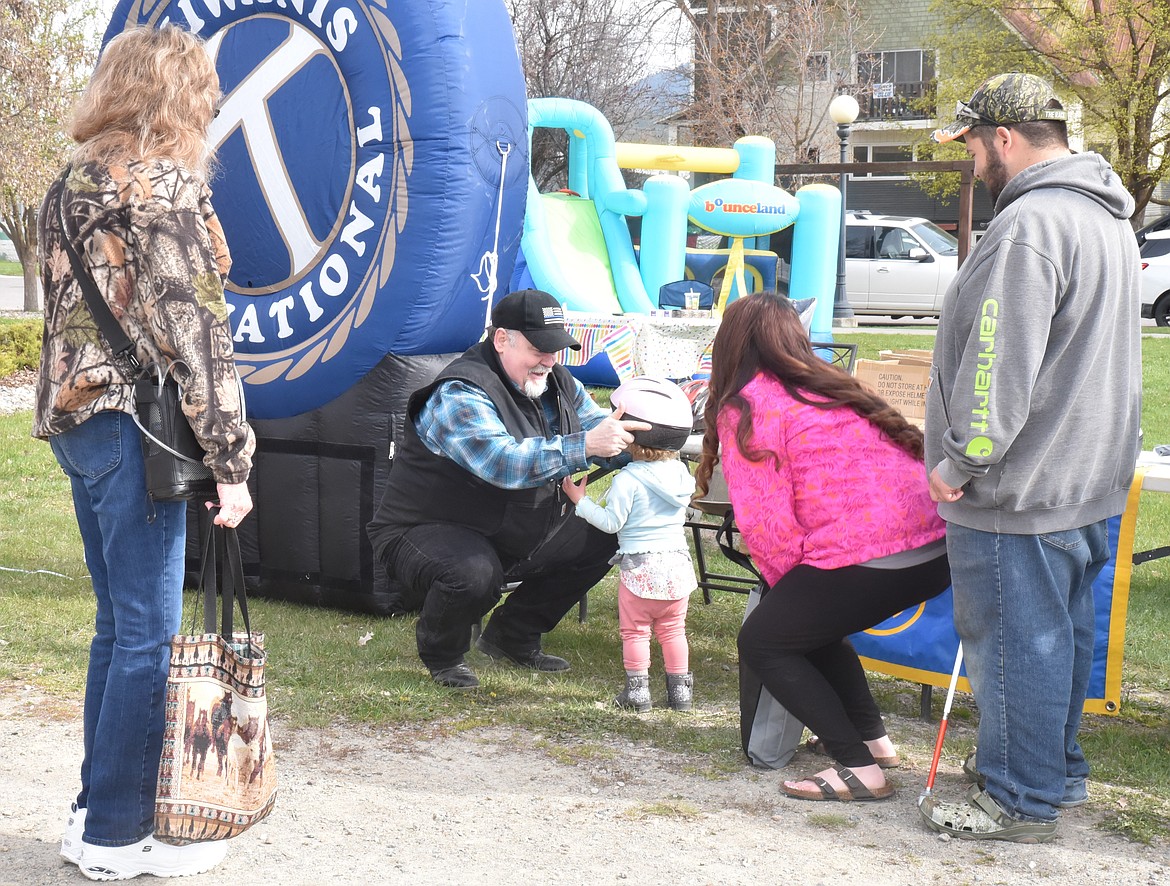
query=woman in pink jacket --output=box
[697,291,949,802]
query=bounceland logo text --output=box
[965,297,998,459]
[702,198,787,216]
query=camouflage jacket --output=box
[32,160,255,485]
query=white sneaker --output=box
[80,834,227,881]
[61,803,86,865]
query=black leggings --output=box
[738,553,950,769]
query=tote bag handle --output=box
[197,510,255,651]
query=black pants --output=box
[379,516,617,671]
[738,553,951,769]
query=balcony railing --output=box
[851,80,935,122]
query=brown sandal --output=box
[805,736,901,769]
[781,765,895,802]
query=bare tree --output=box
[506,0,686,188]
[673,0,876,163]
[0,0,98,310]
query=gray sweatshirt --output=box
[925,151,1142,534]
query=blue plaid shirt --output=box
[415,377,610,490]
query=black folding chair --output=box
[810,341,859,373]
[684,459,759,602]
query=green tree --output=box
[928,0,1170,225]
[0,0,99,310]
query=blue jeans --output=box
[50,411,186,846]
[946,521,1108,822]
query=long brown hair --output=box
[694,291,925,498]
[69,26,220,177]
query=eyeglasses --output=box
[954,99,998,127]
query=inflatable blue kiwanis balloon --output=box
[104,0,528,419]
[103,1,528,615]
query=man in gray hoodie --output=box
[920,73,1142,842]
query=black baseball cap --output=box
[491,289,581,352]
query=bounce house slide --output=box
[527,193,623,314]
[521,98,655,315]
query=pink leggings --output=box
[617,581,690,673]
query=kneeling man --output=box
[368,289,648,688]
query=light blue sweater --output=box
[574,459,695,553]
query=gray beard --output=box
[523,374,549,398]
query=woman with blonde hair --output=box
[34,25,254,880]
[697,291,949,802]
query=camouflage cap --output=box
[932,72,1066,144]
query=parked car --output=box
[1135,211,1170,250]
[1139,229,1170,326]
[842,211,959,318]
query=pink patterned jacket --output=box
[717,373,945,586]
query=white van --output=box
[844,211,959,318]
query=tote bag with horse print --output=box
[155,522,276,843]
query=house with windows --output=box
[845,53,996,229]
[837,0,996,230]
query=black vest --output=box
[368,341,583,561]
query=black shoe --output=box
[476,636,570,672]
[430,662,479,688]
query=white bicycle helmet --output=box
[611,376,694,452]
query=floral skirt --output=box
[610,549,696,601]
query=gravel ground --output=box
[1,686,1167,886]
[0,367,36,416]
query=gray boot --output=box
[666,672,693,711]
[614,674,652,712]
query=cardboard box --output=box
[854,349,933,425]
[878,348,933,366]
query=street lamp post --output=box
[828,94,860,325]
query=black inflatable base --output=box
[185,351,458,615]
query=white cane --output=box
[919,641,964,806]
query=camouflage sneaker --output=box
[963,750,1088,809]
[920,786,1057,844]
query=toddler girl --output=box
[562,377,697,712]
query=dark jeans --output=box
[379,516,617,671]
[738,553,951,769]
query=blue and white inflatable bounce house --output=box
[103,0,528,613]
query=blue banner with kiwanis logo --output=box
[851,511,1135,716]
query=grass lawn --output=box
[1,329,1168,842]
